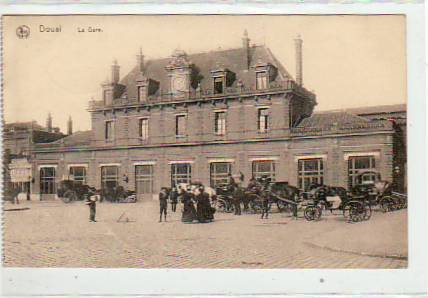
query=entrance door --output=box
[40,167,56,200]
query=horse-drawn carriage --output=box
[213,183,236,213]
[57,180,93,203]
[350,171,407,212]
[100,185,137,203]
[301,185,372,222]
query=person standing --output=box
[233,187,242,215]
[260,177,271,219]
[170,186,178,212]
[87,189,99,222]
[26,186,31,201]
[159,187,168,222]
[260,191,270,219]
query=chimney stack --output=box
[294,34,303,86]
[111,59,120,84]
[242,30,250,69]
[46,112,52,133]
[136,47,145,73]
[67,116,73,135]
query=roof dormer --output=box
[252,61,277,90]
[210,67,236,95]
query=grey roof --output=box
[297,111,371,129]
[118,45,293,101]
[51,130,92,146]
[343,104,406,116]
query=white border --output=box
[0,4,426,297]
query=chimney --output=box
[242,30,250,69]
[46,112,52,133]
[136,47,145,73]
[111,59,120,84]
[67,116,73,135]
[294,34,303,86]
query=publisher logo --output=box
[16,25,30,39]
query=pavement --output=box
[3,199,407,268]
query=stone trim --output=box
[294,154,328,162]
[343,151,380,160]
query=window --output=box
[256,72,268,90]
[258,108,269,132]
[210,162,232,187]
[138,86,145,102]
[139,118,149,141]
[252,160,275,181]
[101,166,119,191]
[348,155,376,188]
[214,77,224,94]
[176,115,186,137]
[105,121,114,141]
[171,163,192,186]
[40,167,56,194]
[214,112,226,135]
[298,158,324,190]
[69,166,87,185]
[135,165,154,194]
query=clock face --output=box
[173,76,186,91]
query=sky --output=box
[4,15,406,132]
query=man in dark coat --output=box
[170,186,178,212]
[87,188,99,222]
[159,187,168,222]
[233,187,242,215]
[260,177,271,219]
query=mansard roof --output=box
[296,111,371,130]
[118,45,294,101]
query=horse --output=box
[176,182,217,200]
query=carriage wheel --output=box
[379,196,392,213]
[342,203,351,219]
[399,196,407,209]
[304,206,320,221]
[363,204,372,220]
[62,190,77,203]
[349,203,366,222]
[216,200,227,212]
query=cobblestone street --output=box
[3,200,407,268]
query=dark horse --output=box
[268,182,301,212]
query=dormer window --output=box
[211,68,236,95]
[253,62,277,91]
[256,72,268,90]
[214,77,224,94]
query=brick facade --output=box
[30,34,406,199]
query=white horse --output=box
[176,183,217,199]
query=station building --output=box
[30,32,407,200]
